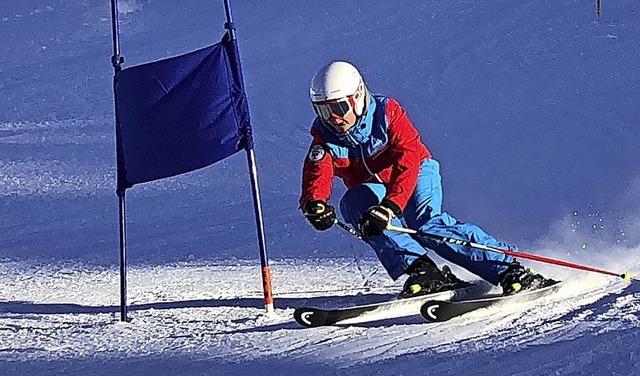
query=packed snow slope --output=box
[1,0,639,375]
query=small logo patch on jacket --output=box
[308,144,326,162]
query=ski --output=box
[294,282,486,328]
[420,280,562,322]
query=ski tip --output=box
[293,308,330,328]
[420,300,453,323]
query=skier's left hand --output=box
[359,200,401,237]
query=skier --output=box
[300,61,554,298]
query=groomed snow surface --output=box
[2,259,640,376]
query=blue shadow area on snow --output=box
[0,293,396,315]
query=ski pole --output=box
[385,224,635,282]
[335,219,363,240]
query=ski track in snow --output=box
[1,259,639,373]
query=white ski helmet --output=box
[309,61,368,118]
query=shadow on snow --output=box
[0,292,396,315]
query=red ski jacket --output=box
[300,95,431,212]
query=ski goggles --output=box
[312,96,356,121]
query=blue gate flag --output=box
[114,36,253,190]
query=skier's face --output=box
[312,95,359,133]
[325,110,357,133]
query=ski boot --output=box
[499,261,556,296]
[398,256,466,299]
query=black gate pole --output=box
[109,0,129,322]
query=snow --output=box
[1,0,639,375]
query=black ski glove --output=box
[303,200,336,231]
[359,199,401,237]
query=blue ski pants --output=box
[339,158,515,285]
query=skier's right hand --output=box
[303,200,336,231]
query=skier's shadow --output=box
[0,292,416,334]
[233,314,429,333]
[278,292,398,309]
[1,284,499,332]
[0,293,395,315]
